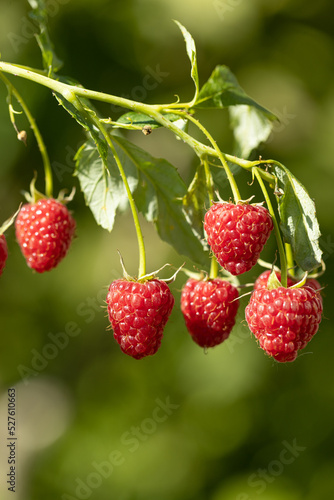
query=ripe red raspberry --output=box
[0,235,8,275]
[254,270,295,291]
[15,198,76,273]
[106,279,174,359]
[245,286,323,362]
[204,202,273,275]
[181,278,239,348]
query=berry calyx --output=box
[254,270,322,298]
[15,198,76,273]
[181,278,239,348]
[0,235,8,276]
[245,285,323,362]
[204,202,274,275]
[106,278,175,359]
[254,270,295,291]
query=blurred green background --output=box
[0,1,334,499]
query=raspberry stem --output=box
[171,110,241,203]
[67,92,147,278]
[203,158,219,279]
[252,167,288,287]
[285,243,295,278]
[0,72,53,198]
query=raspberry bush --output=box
[0,1,325,362]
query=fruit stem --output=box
[97,134,146,279]
[203,158,219,279]
[285,243,295,278]
[252,167,288,287]
[0,72,53,198]
[68,93,147,278]
[172,110,241,203]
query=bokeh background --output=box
[0,0,334,499]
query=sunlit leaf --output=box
[229,105,274,158]
[174,21,200,103]
[28,0,63,72]
[274,163,322,271]
[116,112,182,130]
[195,65,276,120]
[74,139,137,231]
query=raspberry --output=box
[181,278,239,348]
[254,270,295,291]
[204,202,273,275]
[15,198,76,273]
[245,286,323,362]
[106,279,174,359]
[0,235,8,275]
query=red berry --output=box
[254,270,295,290]
[245,286,323,362]
[106,279,174,359]
[204,203,273,275]
[181,278,239,348]
[15,198,76,273]
[0,234,8,275]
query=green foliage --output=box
[27,0,63,72]
[229,105,274,159]
[174,20,200,104]
[116,112,182,130]
[75,135,208,266]
[194,65,276,119]
[274,163,323,272]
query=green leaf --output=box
[195,65,276,120]
[174,21,199,103]
[74,134,207,265]
[274,163,322,272]
[182,165,209,243]
[116,112,183,130]
[111,135,208,266]
[27,0,63,73]
[74,139,137,231]
[229,105,274,158]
